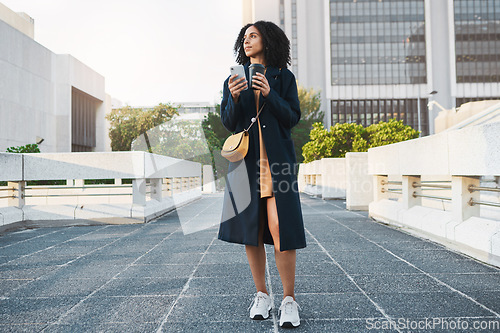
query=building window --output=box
[454,0,500,83]
[71,87,99,152]
[331,98,428,136]
[329,0,427,85]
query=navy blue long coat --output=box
[218,63,306,251]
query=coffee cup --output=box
[249,64,266,90]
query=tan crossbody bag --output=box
[221,103,266,162]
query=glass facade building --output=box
[246,0,499,136]
[330,0,428,135]
[330,0,426,86]
[454,0,500,84]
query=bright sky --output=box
[1,0,243,106]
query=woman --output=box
[218,21,306,328]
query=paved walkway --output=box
[0,194,499,332]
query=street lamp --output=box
[427,100,448,112]
[417,90,437,137]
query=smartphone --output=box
[230,65,248,90]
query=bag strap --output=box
[245,102,266,132]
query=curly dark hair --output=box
[233,21,291,69]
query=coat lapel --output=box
[262,66,281,108]
[266,66,281,92]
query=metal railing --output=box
[23,184,134,198]
[413,192,452,201]
[0,187,15,199]
[24,185,133,190]
[469,198,500,208]
[381,188,402,194]
[413,181,452,201]
[413,181,451,190]
[380,181,403,195]
[381,180,402,185]
[0,177,202,206]
[379,179,499,208]
[469,185,500,193]
[467,184,500,207]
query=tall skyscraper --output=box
[243,0,500,136]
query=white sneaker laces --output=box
[279,298,300,315]
[248,293,267,311]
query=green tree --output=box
[202,107,231,151]
[141,119,213,165]
[291,85,324,163]
[106,103,178,151]
[200,104,231,189]
[6,143,41,153]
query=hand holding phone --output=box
[229,65,248,101]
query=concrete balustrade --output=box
[0,152,202,231]
[368,122,500,266]
[298,122,499,266]
[298,153,373,210]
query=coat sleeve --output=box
[220,77,241,133]
[262,71,301,129]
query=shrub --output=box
[366,119,419,148]
[6,143,41,153]
[302,119,419,162]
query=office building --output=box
[0,2,111,152]
[243,0,500,135]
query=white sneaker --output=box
[279,296,300,328]
[249,291,272,320]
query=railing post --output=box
[452,176,480,221]
[202,165,216,193]
[150,178,162,202]
[132,178,147,205]
[374,175,389,202]
[115,178,122,186]
[402,175,421,209]
[8,181,25,208]
[75,179,84,188]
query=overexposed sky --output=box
[1,0,243,106]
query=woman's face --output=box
[243,25,264,59]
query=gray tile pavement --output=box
[0,193,499,332]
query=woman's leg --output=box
[245,202,268,294]
[245,242,268,293]
[267,196,296,299]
